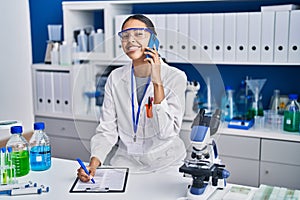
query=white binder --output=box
[114,15,130,62]
[212,13,224,62]
[61,72,72,114]
[235,12,249,62]
[223,12,236,62]
[188,13,201,63]
[166,14,178,62]
[178,14,189,62]
[200,13,213,62]
[288,10,300,63]
[44,71,54,113]
[53,72,63,113]
[248,12,261,62]
[35,70,46,113]
[274,11,290,63]
[261,11,275,63]
[155,14,167,60]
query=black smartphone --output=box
[146,33,160,59]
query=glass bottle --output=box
[6,126,30,177]
[221,86,237,122]
[283,94,300,132]
[29,122,51,171]
[269,89,281,114]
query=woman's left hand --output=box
[144,47,162,85]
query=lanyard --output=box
[131,66,151,141]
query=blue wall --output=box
[29,0,300,108]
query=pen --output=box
[76,158,95,184]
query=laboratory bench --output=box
[0,157,258,200]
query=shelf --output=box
[218,122,300,142]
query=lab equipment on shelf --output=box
[29,122,51,171]
[6,126,30,177]
[93,29,105,53]
[283,94,300,132]
[179,109,230,200]
[221,86,237,122]
[235,79,252,119]
[185,81,200,119]
[269,89,281,114]
[246,79,266,118]
[59,41,72,66]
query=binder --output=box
[188,13,201,63]
[155,14,167,60]
[61,72,72,114]
[261,11,275,63]
[248,12,261,62]
[53,72,63,113]
[235,12,249,62]
[288,10,300,63]
[166,14,178,62]
[200,13,213,62]
[274,11,290,63]
[114,15,130,61]
[35,70,46,113]
[178,14,189,62]
[212,13,224,62]
[223,12,236,62]
[43,71,54,113]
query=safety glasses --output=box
[118,27,154,42]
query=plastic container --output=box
[283,94,300,132]
[221,86,237,122]
[235,80,252,119]
[51,42,60,65]
[77,29,88,52]
[269,89,281,114]
[72,42,80,65]
[47,24,62,42]
[59,41,72,66]
[88,29,95,52]
[29,122,51,171]
[93,29,105,52]
[6,126,30,177]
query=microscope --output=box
[179,109,230,200]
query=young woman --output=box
[77,14,187,182]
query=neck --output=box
[133,60,151,78]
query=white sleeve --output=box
[90,73,119,162]
[151,67,187,139]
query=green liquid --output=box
[283,111,300,132]
[11,150,30,177]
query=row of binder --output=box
[114,10,300,63]
[35,70,72,114]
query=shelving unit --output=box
[32,0,300,168]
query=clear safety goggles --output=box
[118,27,153,42]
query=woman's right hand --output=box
[77,165,96,182]
[77,157,101,182]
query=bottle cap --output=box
[225,86,233,91]
[34,122,45,130]
[10,126,23,134]
[7,147,12,153]
[288,94,298,100]
[1,147,6,153]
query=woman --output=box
[77,14,187,182]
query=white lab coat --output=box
[91,59,187,172]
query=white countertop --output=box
[1,158,256,200]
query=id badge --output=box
[127,141,143,156]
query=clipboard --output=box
[69,167,129,193]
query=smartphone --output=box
[146,33,160,59]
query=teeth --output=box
[128,46,140,51]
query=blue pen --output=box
[76,158,95,184]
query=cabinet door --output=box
[261,139,300,166]
[217,134,260,160]
[260,161,300,190]
[35,117,98,140]
[220,156,260,187]
[49,135,91,162]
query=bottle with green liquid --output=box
[6,126,30,177]
[283,94,300,132]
